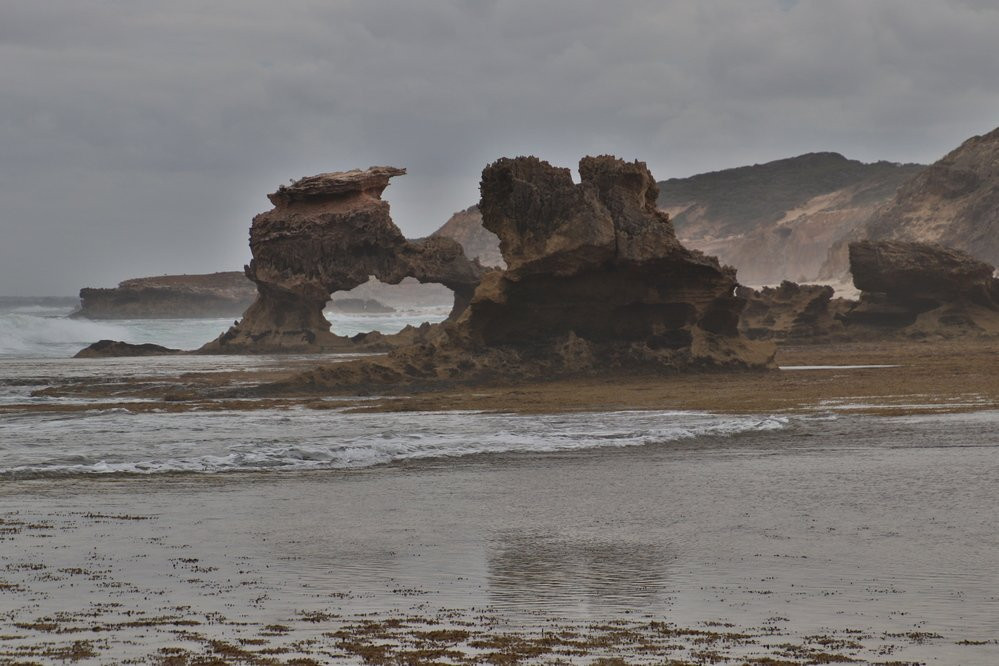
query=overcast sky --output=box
[2,0,998,295]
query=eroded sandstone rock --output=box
[842,240,999,336]
[283,156,775,392]
[737,281,851,341]
[200,167,485,353]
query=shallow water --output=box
[2,410,998,663]
[0,406,787,476]
[2,301,998,662]
[0,301,448,358]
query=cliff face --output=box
[431,205,504,268]
[74,272,256,319]
[200,167,484,353]
[859,128,999,266]
[658,153,923,284]
[289,155,774,391]
[822,127,999,278]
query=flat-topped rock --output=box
[267,167,406,205]
[843,240,999,336]
[849,240,996,303]
[75,340,182,358]
[74,271,256,319]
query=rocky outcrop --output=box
[75,340,181,358]
[732,242,999,343]
[822,127,999,278]
[737,282,851,341]
[841,240,999,336]
[659,153,923,285]
[431,205,504,268]
[283,156,775,392]
[199,167,485,353]
[74,272,256,319]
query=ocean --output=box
[1,298,998,663]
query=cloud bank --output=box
[1,0,997,294]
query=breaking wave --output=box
[0,409,789,478]
[0,312,129,357]
[0,306,453,358]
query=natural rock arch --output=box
[287,155,775,390]
[201,167,485,353]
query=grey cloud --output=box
[1,0,997,294]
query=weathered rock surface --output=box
[431,205,504,268]
[74,272,256,319]
[841,240,999,336]
[200,167,485,353]
[737,242,999,343]
[283,156,775,392]
[659,153,923,284]
[737,282,851,341]
[75,339,182,358]
[822,127,999,278]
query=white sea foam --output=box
[0,409,789,477]
[0,306,449,359]
[0,312,130,357]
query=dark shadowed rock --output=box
[849,240,996,303]
[199,167,485,353]
[737,281,851,341]
[75,340,182,358]
[74,272,256,319]
[731,242,999,343]
[282,156,774,392]
[843,240,999,335]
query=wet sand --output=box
[2,340,999,663]
[2,410,999,664]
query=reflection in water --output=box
[486,531,673,613]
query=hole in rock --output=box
[324,276,454,337]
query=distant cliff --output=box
[821,126,999,278]
[75,272,256,319]
[657,153,923,285]
[430,205,504,268]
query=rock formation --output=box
[822,126,999,278]
[736,242,999,343]
[74,272,256,319]
[75,340,182,358]
[841,240,999,336]
[659,153,923,285]
[284,156,775,392]
[737,282,851,341]
[200,167,485,353]
[426,154,924,287]
[431,205,504,268]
